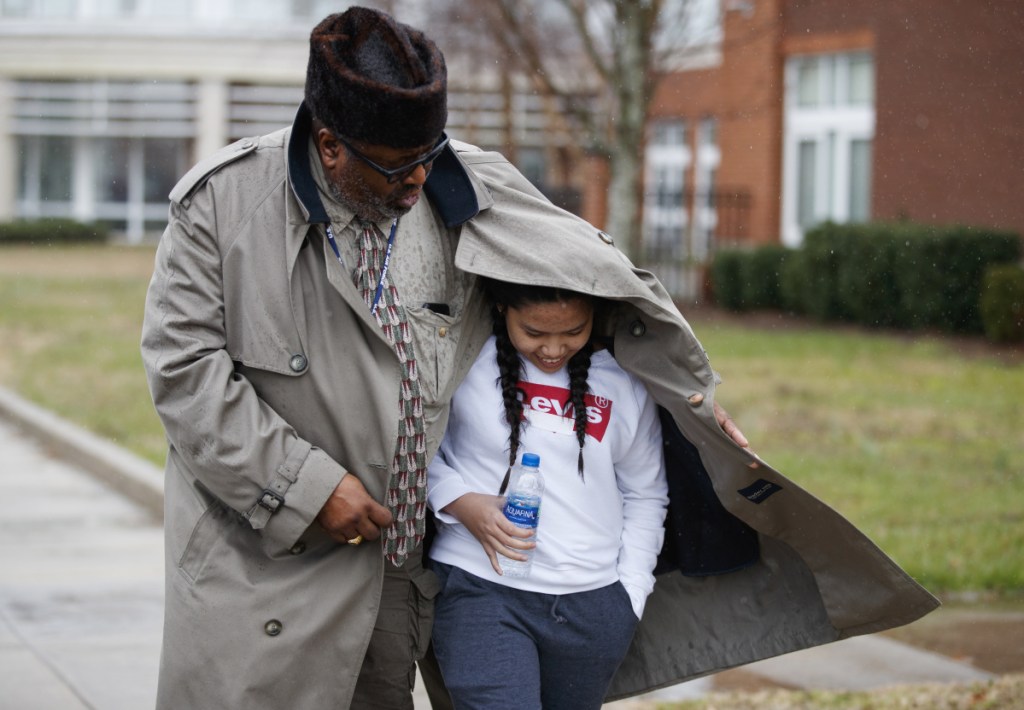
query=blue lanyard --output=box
[325,218,398,317]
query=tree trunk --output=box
[605,0,654,262]
[607,141,643,262]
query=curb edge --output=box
[0,386,164,521]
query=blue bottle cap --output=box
[521,452,540,467]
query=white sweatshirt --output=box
[428,336,669,618]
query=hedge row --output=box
[710,245,792,312]
[710,222,1023,339]
[980,265,1024,343]
[0,218,108,245]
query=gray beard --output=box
[328,172,407,223]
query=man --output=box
[142,8,485,708]
[142,6,933,710]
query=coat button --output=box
[438,326,448,338]
[688,393,705,406]
[629,320,646,337]
[597,230,614,245]
[289,354,308,372]
[289,541,306,555]
[264,620,283,636]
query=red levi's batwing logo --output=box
[517,381,612,442]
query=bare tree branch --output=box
[555,0,612,83]
[482,0,606,150]
[430,0,723,258]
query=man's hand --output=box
[714,400,761,467]
[443,493,534,575]
[316,474,393,544]
[713,400,749,449]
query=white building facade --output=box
[0,0,579,242]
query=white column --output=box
[126,138,146,243]
[72,136,94,223]
[196,78,229,162]
[0,78,16,221]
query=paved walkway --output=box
[0,416,163,709]
[0,387,994,709]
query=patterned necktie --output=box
[353,221,427,566]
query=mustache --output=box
[392,185,420,199]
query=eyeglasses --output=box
[337,133,450,184]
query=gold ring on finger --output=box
[347,534,364,546]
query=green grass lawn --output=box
[0,245,167,463]
[1,244,1021,597]
[695,313,1024,595]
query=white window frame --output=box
[781,52,875,246]
[642,120,690,259]
[692,116,719,260]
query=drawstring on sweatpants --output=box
[550,597,567,624]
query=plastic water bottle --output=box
[499,452,544,578]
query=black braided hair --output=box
[492,308,526,473]
[484,279,596,483]
[566,343,593,480]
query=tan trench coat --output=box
[142,105,937,709]
[142,110,487,709]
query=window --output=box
[796,140,817,230]
[848,55,875,105]
[515,147,546,189]
[781,52,875,245]
[692,117,720,259]
[849,138,872,222]
[93,0,139,17]
[17,135,73,210]
[642,120,689,259]
[655,0,723,71]
[0,0,315,22]
[796,58,821,108]
[228,84,304,140]
[144,138,185,203]
[1,0,75,17]
[12,80,195,241]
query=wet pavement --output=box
[0,387,995,709]
[0,416,163,709]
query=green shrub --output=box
[979,264,1024,343]
[739,245,791,310]
[0,218,108,245]
[801,222,854,322]
[834,224,905,328]
[779,247,808,314]
[797,222,1020,334]
[896,224,1020,333]
[710,249,745,310]
[710,245,794,311]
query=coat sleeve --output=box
[614,377,669,618]
[141,190,343,554]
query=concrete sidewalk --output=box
[0,387,993,709]
[0,414,164,709]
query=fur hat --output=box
[305,6,447,149]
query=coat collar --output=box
[286,101,486,229]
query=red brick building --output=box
[640,0,1024,257]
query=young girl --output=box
[427,279,668,710]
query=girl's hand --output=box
[442,493,535,574]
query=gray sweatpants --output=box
[430,562,639,710]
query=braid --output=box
[567,344,594,482]
[492,307,525,471]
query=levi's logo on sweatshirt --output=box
[517,381,612,442]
